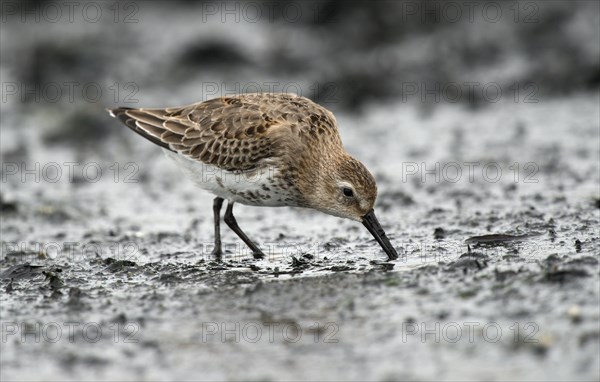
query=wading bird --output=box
[108,93,398,261]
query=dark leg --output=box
[224,202,265,259]
[210,197,224,259]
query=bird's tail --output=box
[106,107,175,152]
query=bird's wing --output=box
[107,93,340,171]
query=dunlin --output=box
[108,93,398,261]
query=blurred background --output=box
[2,0,599,138]
[1,1,599,381]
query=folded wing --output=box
[107,93,340,171]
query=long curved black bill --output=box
[362,209,398,261]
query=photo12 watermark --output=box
[1,321,140,344]
[398,1,540,24]
[1,82,139,104]
[199,321,339,344]
[198,1,338,24]
[400,161,540,184]
[195,81,339,104]
[1,161,140,184]
[1,241,140,265]
[1,1,140,24]
[400,81,540,104]
[400,320,540,344]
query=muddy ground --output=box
[1,1,599,381]
[2,94,599,381]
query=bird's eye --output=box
[342,187,354,197]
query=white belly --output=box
[163,149,291,207]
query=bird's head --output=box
[303,155,399,261]
[309,155,377,221]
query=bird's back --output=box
[108,93,342,172]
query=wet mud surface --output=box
[2,95,599,381]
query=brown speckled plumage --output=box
[109,93,340,172]
[108,93,399,260]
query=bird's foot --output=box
[210,247,223,261]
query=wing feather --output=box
[107,93,340,171]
